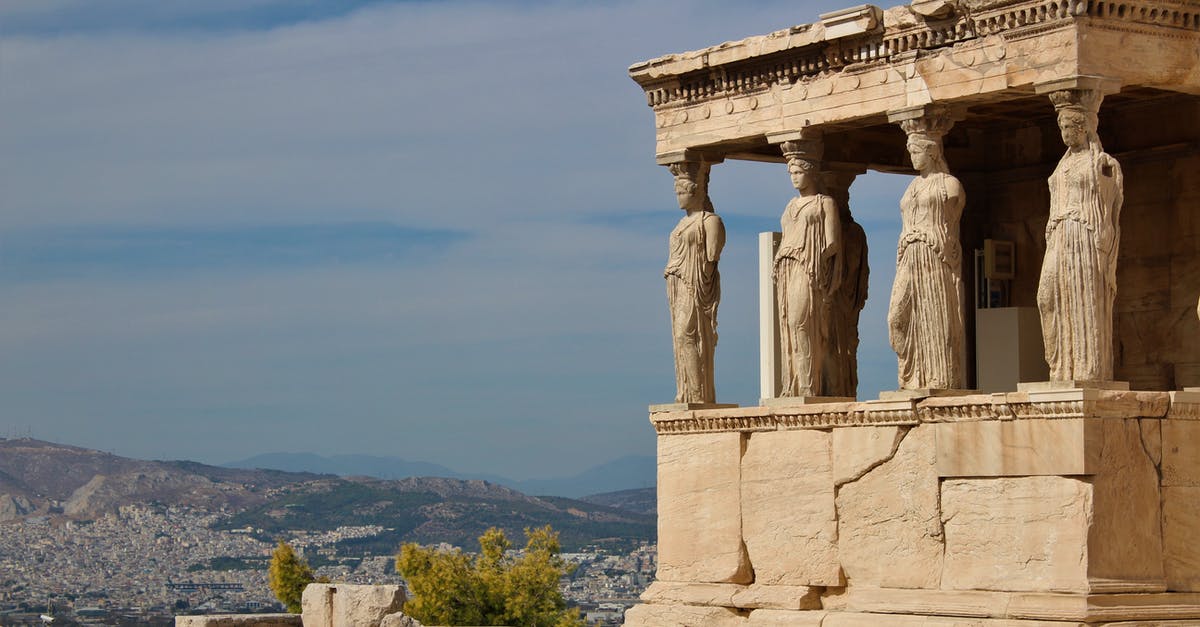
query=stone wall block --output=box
[1164,486,1200,591]
[1176,362,1200,389]
[1163,420,1200,486]
[657,432,752,583]
[935,418,1096,477]
[330,584,406,627]
[623,603,748,626]
[1174,153,1200,204]
[744,608,827,626]
[835,424,943,589]
[1169,253,1200,313]
[941,476,1091,592]
[301,584,334,627]
[741,430,840,586]
[1088,418,1164,586]
[730,584,822,611]
[1117,255,1170,314]
[1141,418,1163,466]
[832,426,902,486]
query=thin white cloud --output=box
[0,0,906,478]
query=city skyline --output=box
[0,0,909,480]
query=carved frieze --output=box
[651,390,1184,434]
[630,0,1200,112]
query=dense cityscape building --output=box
[0,504,654,625]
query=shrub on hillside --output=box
[396,525,584,627]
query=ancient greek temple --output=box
[629,0,1200,624]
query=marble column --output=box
[1033,78,1124,383]
[660,153,727,404]
[769,133,844,397]
[886,106,967,391]
[821,166,869,398]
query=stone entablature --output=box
[629,0,1200,161]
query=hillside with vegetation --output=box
[0,438,653,553]
[217,477,654,552]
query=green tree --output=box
[396,525,584,627]
[268,540,315,613]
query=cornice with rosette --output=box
[629,0,1200,111]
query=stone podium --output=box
[627,0,1200,624]
[628,391,1200,625]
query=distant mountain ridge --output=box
[223,451,655,498]
[580,487,656,517]
[223,452,474,482]
[0,438,321,520]
[0,437,655,551]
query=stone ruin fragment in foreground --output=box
[632,0,1200,624]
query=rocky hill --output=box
[0,438,316,520]
[581,487,656,517]
[0,438,654,551]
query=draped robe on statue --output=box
[665,211,723,403]
[1037,147,1123,381]
[888,173,965,390]
[775,195,837,397]
[824,217,868,398]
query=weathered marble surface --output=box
[823,169,869,398]
[665,160,726,403]
[302,584,406,627]
[634,390,1200,623]
[655,431,750,583]
[1037,86,1124,382]
[888,108,966,391]
[775,140,842,397]
[741,430,839,586]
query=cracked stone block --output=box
[832,426,903,486]
[1141,418,1163,466]
[657,432,752,583]
[741,430,840,586]
[836,424,943,589]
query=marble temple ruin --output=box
[633,0,1200,625]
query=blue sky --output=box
[0,0,910,479]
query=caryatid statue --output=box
[888,110,967,390]
[664,160,726,403]
[774,140,842,397]
[822,169,869,398]
[1037,88,1123,381]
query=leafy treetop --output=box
[396,525,584,627]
